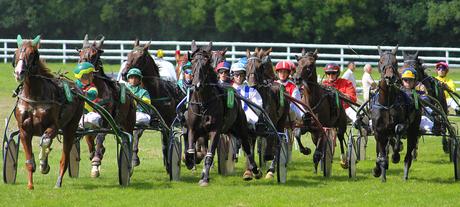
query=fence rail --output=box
[2,39,460,70]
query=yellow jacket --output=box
[436,76,456,98]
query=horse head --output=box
[378,45,399,85]
[402,50,424,81]
[13,35,42,82]
[190,40,214,89]
[121,39,158,80]
[78,34,104,64]
[245,47,273,87]
[294,48,318,86]
[211,48,227,68]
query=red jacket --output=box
[322,78,357,108]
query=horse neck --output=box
[22,75,52,99]
[377,79,397,106]
[145,55,160,77]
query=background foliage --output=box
[1,1,460,45]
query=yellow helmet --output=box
[401,67,416,79]
[157,49,164,58]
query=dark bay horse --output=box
[185,41,261,186]
[245,48,290,177]
[402,51,448,113]
[293,49,349,169]
[13,35,84,189]
[120,40,182,168]
[78,34,136,175]
[371,46,421,182]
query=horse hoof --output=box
[199,181,209,187]
[373,167,381,178]
[243,170,253,181]
[91,167,100,178]
[40,164,50,174]
[265,171,274,179]
[132,159,140,167]
[27,184,34,190]
[340,159,349,169]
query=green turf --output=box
[1,63,460,206]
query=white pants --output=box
[79,112,102,129]
[136,112,151,126]
[345,107,357,123]
[420,116,434,133]
[447,98,459,110]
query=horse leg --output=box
[392,124,405,163]
[404,133,418,180]
[265,135,278,179]
[132,129,144,167]
[199,131,218,187]
[240,135,261,181]
[161,130,169,169]
[39,127,57,174]
[185,128,196,170]
[312,133,323,174]
[89,133,106,178]
[374,135,388,182]
[337,130,348,169]
[20,129,35,190]
[55,125,77,188]
[294,128,311,156]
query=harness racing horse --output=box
[120,39,182,169]
[371,46,421,182]
[184,41,261,186]
[211,48,227,68]
[246,48,290,177]
[403,51,447,133]
[293,49,349,170]
[78,34,136,176]
[12,35,84,189]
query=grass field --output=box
[2,62,460,206]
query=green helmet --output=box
[74,62,95,79]
[127,68,143,78]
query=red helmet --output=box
[275,60,291,72]
[324,63,340,73]
[435,62,449,72]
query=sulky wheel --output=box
[347,135,357,178]
[168,128,182,181]
[217,134,235,176]
[321,137,333,178]
[118,140,132,186]
[257,137,268,172]
[357,134,367,161]
[3,133,19,184]
[277,134,288,183]
[453,138,460,180]
[68,140,81,178]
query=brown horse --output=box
[245,48,290,177]
[293,49,349,169]
[12,35,84,189]
[185,41,261,186]
[370,46,421,182]
[120,40,182,169]
[78,34,136,176]
[211,48,227,68]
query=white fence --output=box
[2,39,460,70]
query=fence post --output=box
[446,50,450,65]
[287,46,291,60]
[232,45,236,62]
[120,43,124,64]
[340,48,344,70]
[4,42,7,63]
[62,43,66,64]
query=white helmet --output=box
[230,62,246,73]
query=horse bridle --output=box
[13,46,39,75]
[247,55,271,86]
[379,52,399,85]
[190,50,211,88]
